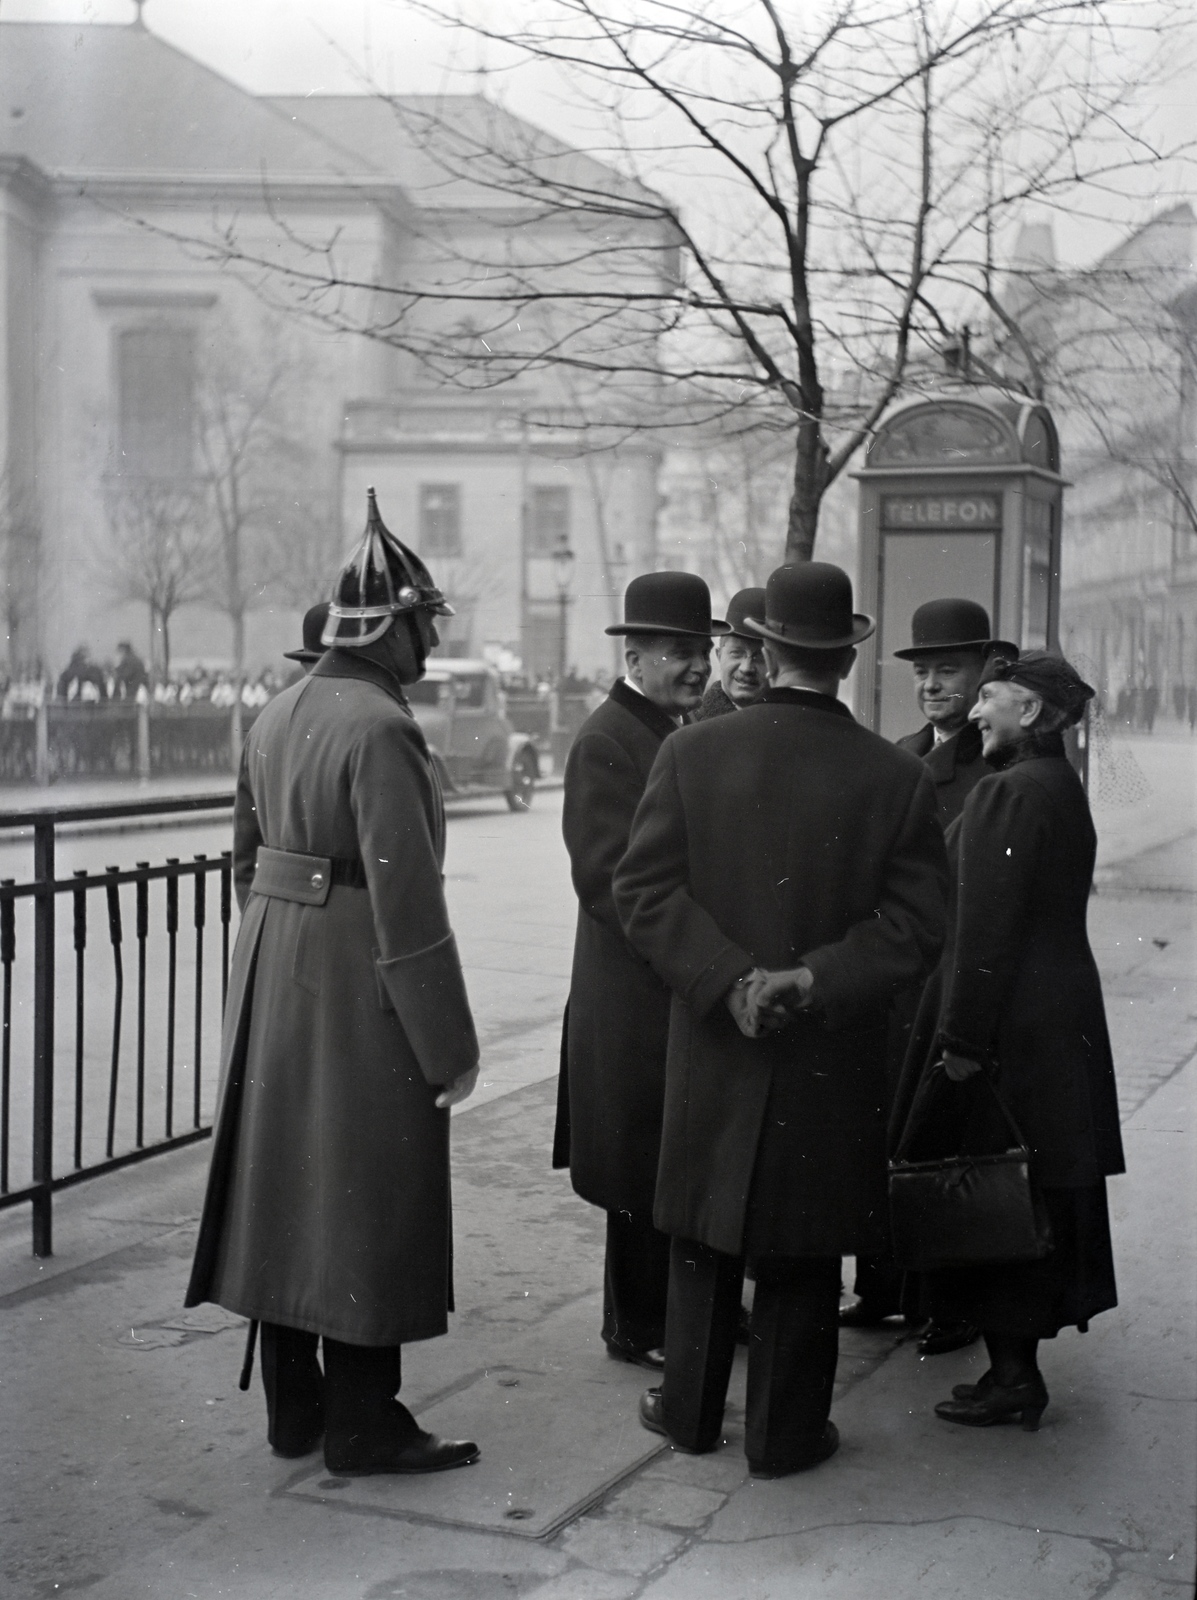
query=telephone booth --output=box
[854,388,1065,740]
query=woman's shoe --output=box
[951,1369,996,1402]
[935,1375,1048,1432]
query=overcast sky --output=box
[5,0,1193,266]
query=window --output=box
[117,328,196,477]
[526,485,570,556]
[419,484,462,558]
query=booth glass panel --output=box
[879,531,998,740]
[1022,500,1053,649]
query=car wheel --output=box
[505,750,536,811]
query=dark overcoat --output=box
[896,720,990,827]
[894,744,1125,1188]
[553,678,677,1213]
[692,682,737,721]
[186,651,479,1346]
[613,687,948,1259]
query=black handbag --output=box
[888,1069,1053,1272]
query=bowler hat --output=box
[606,571,730,638]
[719,587,767,640]
[284,602,331,663]
[743,563,874,651]
[894,598,1018,660]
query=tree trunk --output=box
[784,415,830,565]
[231,609,245,675]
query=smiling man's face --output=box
[625,634,712,716]
[911,651,986,733]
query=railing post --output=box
[32,819,55,1257]
[137,699,151,779]
[34,699,49,787]
[230,699,243,774]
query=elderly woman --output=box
[893,651,1124,1430]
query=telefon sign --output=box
[882,495,1002,529]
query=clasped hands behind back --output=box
[725,966,815,1039]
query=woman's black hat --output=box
[743,563,874,651]
[284,602,331,664]
[894,598,1018,661]
[718,587,767,641]
[606,571,730,638]
[985,649,1095,728]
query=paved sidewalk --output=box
[1,881,1193,1600]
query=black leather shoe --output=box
[606,1339,666,1371]
[638,1387,710,1454]
[918,1320,981,1356]
[749,1422,840,1478]
[839,1300,901,1329]
[271,1426,324,1460]
[935,1376,1047,1432]
[952,1370,995,1402]
[325,1430,480,1476]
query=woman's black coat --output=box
[894,745,1125,1188]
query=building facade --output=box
[0,19,669,681]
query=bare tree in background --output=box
[197,330,339,670]
[0,460,40,669]
[102,477,210,675]
[152,0,1187,561]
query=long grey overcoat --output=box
[614,687,948,1259]
[185,651,478,1346]
[552,679,677,1214]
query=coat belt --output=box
[252,846,368,905]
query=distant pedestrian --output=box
[615,563,947,1476]
[1188,684,1197,733]
[554,572,727,1374]
[892,650,1123,1433]
[56,645,107,703]
[187,489,481,1477]
[1142,677,1158,733]
[111,641,149,700]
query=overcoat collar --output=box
[759,685,853,720]
[609,676,680,742]
[922,719,983,783]
[311,648,413,713]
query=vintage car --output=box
[405,659,540,810]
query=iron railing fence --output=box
[0,792,236,1257]
[0,703,267,785]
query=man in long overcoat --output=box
[614,563,947,1476]
[553,571,727,1368]
[847,598,1017,1348]
[187,491,481,1477]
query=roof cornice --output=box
[0,154,53,207]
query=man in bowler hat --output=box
[693,587,768,721]
[554,571,728,1370]
[614,563,946,1475]
[892,598,1018,826]
[844,597,1017,1351]
[283,602,331,676]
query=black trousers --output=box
[662,1238,840,1468]
[852,1249,904,1312]
[602,1208,671,1353]
[259,1323,419,1460]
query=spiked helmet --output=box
[322,488,454,649]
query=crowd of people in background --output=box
[0,643,291,716]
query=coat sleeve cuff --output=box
[377,933,479,1087]
[687,944,755,1019]
[802,944,869,1033]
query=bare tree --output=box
[102,477,210,676]
[0,460,40,669]
[196,331,337,671]
[142,0,1187,562]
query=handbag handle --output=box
[893,1060,1030,1164]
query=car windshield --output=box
[451,676,487,709]
[405,680,444,706]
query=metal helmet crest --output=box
[322,488,454,649]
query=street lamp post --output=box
[551,533,576,684]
